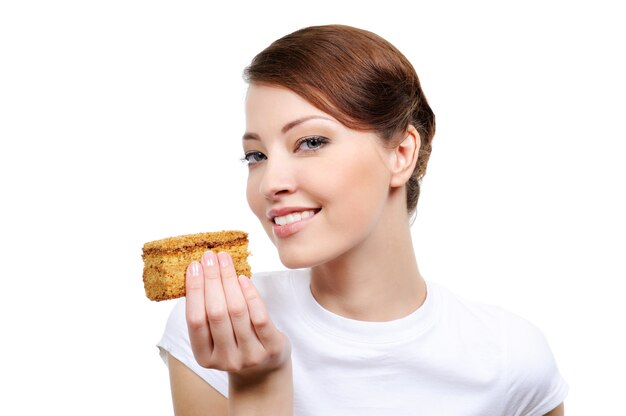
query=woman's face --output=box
[243,84,397,269]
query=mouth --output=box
[269,208,320,239]
[272,209,321,226]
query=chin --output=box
[278,251,316,270]
[276,242,342,270]
[276,244,331,270]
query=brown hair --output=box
[243,24,435,214]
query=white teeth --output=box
[274,210,316,226]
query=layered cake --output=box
[142,230,251,301]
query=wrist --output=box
[228,360,293,415]
[229,358,292,392]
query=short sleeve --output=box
[157,298,229,398]
[501,312,569,416]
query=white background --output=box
[1,0,624,414]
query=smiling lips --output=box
[273,209,317,225]
[269,208,320,238]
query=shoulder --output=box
[431,283,568,413]
[430,282,536,338]
[429,282,551,368]
[434,282,557,365]
[501,312,569,414]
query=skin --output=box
[545,403,565,415]
[166,84,564,415]
[243,84,426,321]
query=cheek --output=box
[321,153,390,220]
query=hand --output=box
[185,251,291,380]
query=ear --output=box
[390,125,421,187]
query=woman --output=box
[158,24,568,415]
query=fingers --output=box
[201,251,237,352]
[185,250,287,372]
[238,275,282,352]
[185,261,213,359]
[218,252,260,352]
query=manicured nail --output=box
[188,261,201,277]
[202,250,216,266]
[217,252,231,267]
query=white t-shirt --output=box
[158,269,568,416]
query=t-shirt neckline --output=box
[289,269,440,344]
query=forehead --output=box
[245,84,333,132]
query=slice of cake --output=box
[142,230,251,301]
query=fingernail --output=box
[188,261,201,277]
[217,252,231,267]
[202,250,216,266]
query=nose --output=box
[259,156,296,200]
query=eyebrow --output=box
[242,115,335,141]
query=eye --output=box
[296,136,329,152]
[241,151,267,165]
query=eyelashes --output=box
[295,135,329,152]
[241,135,330,166]
[241,151,266,165]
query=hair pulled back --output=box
[244,24,435,214]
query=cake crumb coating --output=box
[142,230,251,301]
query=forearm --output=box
[228,361,293,416]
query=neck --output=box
[310,210,426,322]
